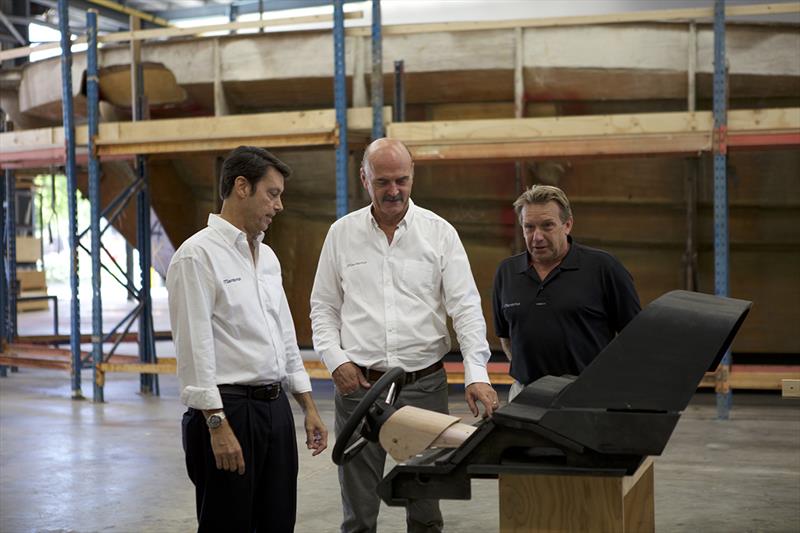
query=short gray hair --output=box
[513,184,572,223]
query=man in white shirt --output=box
[167,146,328,533]
[310,138,498,533]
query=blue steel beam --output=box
[371,0,384,140]
[132,62,158,394]
[333,0,348,219]
[0,165,6,360]
[1,163,10,378]
[87,9,104,403]
[713,0,731,420]
[58,0,83,399]
[4,167,17,346]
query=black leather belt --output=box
[357,360,444,385]
[218,383,282,401]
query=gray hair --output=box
[513,184,572,223]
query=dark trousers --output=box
[182,390,298,533]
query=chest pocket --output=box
[260,273,284,312]
[402,259,435,294]
[341,260,369,296]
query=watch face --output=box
[207,414,222,429]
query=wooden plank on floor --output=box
[0,355,70,370]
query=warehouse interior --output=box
[1,0,799,531]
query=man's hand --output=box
[304,410,329,456]
[465,382,499,418]
[208,420,245,475]
[331,362,371,395]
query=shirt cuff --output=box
[321,347,350,375]
[284,370,312,395]
[180,385,223,410]
[463,362,491,387]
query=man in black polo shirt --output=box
[492,184,641,401]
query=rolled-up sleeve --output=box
[166,255,222,410]
[278,282,312,394]
[309,227,350,374]
[440,226,491,386]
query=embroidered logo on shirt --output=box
[503,302,521,309]
[223,277,242,284]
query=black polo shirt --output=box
[492,236,641,385]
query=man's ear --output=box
[564,216,574,235]
[359,167,369,190]
[234,176,250,198]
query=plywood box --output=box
[16,270,46,291]
[16,269,49,312]
[15,236,41,264]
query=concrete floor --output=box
[1,368,799,533]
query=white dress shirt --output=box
[167,214,312,410]
[310,199,491,386]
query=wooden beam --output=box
[391,109,800,145]
[87,0,171,28]
[0,11,365,62]
[95,361,177,387]
[387,108,800,161]
[0,355,70,370]
[0,107,391,163]
[212,39,231,117]
[2,108,794,165]
[348,2,800,36]
[408,134,712,162]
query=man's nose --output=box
[274,197,283,212]
[386,181,399,196]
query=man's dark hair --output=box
[219,146,291,200]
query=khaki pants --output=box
[334,368,449,533]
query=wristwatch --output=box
[206,412,226,429]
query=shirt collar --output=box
[559,236,580,270]
[207,213,263,246]
[368,198,416,230]
[515,235,580,273]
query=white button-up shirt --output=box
[310,200,491,386]
[167,214,312,410]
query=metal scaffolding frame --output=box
[0,1,162,401]
[333,0,348,219]
[713,0,732,420]
[58,0,82,399]
[370,0,384,140]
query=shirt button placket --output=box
[384,255,397,367]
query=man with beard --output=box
[310,138,498,533]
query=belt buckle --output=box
[254,384,280,401]
[265,384,280,400]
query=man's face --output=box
[241,167,285,237]
[521,201,572,266]
[361,147,413,223]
